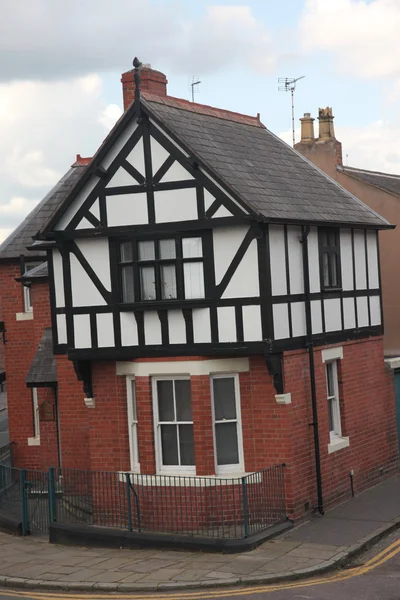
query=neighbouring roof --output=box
[25,328,57,387]
[338,165,400,198]
[19,261,49,282]
[0,165,86,261]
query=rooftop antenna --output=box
[191,77,201,102]
[278,76,305,146]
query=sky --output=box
[1,0,400,243]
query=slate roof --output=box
[25,328,57,387]
[339,166,400,198]
[19,261,49,282]
[143,96,390,227]
[0,165,86,261]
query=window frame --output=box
[152,375,195,476]
[32,387,40,439]
[318,227,342,291]
[23,262,42,312]
[126,377,140,473]
[211,373,244,476]
[325,360,342,441]
[117,233,207,304]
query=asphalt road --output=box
[0,411,8,448]
[0,530,399,600]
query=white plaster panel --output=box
[120,313,139,347]
[96,313,114,347]
[154,188,197,223]
[287,226,304,294]
[73,314,91,349]
[70,254,106,307]
[213,227,249,285]
[150,136,170,174]
[273,304,290,340]
[75,238,111,290]
[242,305,262,341]
[55,176,100,230]
[52,250,65,308]
[101,119,139,170]
[144,312,162,345]
[340,229,354,291]
[168,310,187,345]
[125,136,145,176]
[308,228,320,293]
[107,166,137,188]
[324,298,342,332]
[269,225,287,296]
[90,199,100,220]
[291,302,306,337]
[370,295,381,326]
[343,297,356,330]
[193,308,211,343]
[367,230,379,289]
[311,300,323,334]
[204,189,215,211]
[217,306,237,342]
[76,217,94,230]
[212,205,233,218]
[160,160,193,183]
[106,193,148,227]
[222,239,259,299]
[198,167,249,214]
[56,314,67,344]
[354,229,367,290]
[357,296,369,327]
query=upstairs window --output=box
[119,236,205,303]
[23,262,42,312]
[319,228,341,290]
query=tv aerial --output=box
[190,77,201,102]
[278,76,305,146]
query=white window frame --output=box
[27,387,40,445]
[322,346,350,453]
[126,377,140,473]
[23,262,41,312]
[152,375,195,476]
[211,373,244,476]
[326,360,342,440]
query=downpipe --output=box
[301,226,324,515]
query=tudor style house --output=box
[1,62,398,522]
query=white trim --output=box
[321,346,343,363]
[32,388,40,439]
[84,397,96,408]
[385,357,400,371]
[27,436,40,447]
[116,357,250,377]
[326,360,342,438]
[16,311,34,321]
[152,376,195,476]
[328,436,350,454]
[126,377,140,473]
[275,393,292,405]
[211,373,244,476]
[117,471,261,486]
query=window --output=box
[211,374,244,474]
[319,228,341,290]
[153,377,195,474]
[23,262,41,312]
[118,236,205,303]
[325,361,342,440]
[32,388,40,439]
[127,378,140,472]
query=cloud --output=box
[299,0,400,79]
[0,1,276,82]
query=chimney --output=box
[121,63,168,111]
[299,113,315,142]
[318,107,335,140]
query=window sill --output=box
[16,311,33,321]
[27,436,40,447]
[328,436,349,454]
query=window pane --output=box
[120,242,132,262]
[160,425,179,465]
[184,262,205,299]
[326,362,335,397]
[159,239,176,259]
[175,380,192,421]
[321,230,328,246]
[182,237,202,258]
[131,380,137,421]
[328,398,335,432]
[322,253,330,287]
[215,422,239,465]
[161,265,177,299]
[140,266,156,300]
[179,424,195,465]
[213,378,237,421]
[330,254,338,287]
[157,380,174,421]
[122,266,134,302]
[328,230,336,246]
[138,241,155,261]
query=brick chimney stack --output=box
[294,106,343,173]
[299,113,315,143]
[318,107,335,140]
[121,64,168,111]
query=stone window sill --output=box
[16,312,33,321]
[27,436,40,447]
[328,436,350,454]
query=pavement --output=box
[0,474,399,593]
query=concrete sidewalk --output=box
[0,474,399,593]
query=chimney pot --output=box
[299,112,315,142]
[318,107,335,140]
[121,64,168,111]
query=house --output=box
[294,109,400,450]
[0,62,398,527]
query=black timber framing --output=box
[364,229,371,327]
[47,250,59,347]
[351,228,358,329]
[259,226,273,341]
[70,242,112,304]
[214,225,258,299]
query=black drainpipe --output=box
[301,225,324,515]
[53,386,62,470]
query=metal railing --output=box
[0,444,286,540]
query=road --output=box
[0,530,399,599]
[0,410,8,449]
